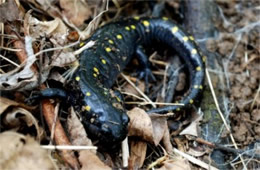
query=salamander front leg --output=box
[135,46,156,89]
[26,88,70,104]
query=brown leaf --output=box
[26,16,68,40]
[0,97,43,141]
[0,0,20,22]
[150,114,168,145]
[51,51,77,67]
[128,108,171,149]
[127,107,153,143]
[157,158,191,170]
[67,107,94,150]
[0,97,19,115]
[162,125,173,153]
[179,113,202,137]
[129,140,147,169]
[0,132,56,170]
[79,151,111,170]
[187,147,206,157]
[60,0,92,26]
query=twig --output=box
[173,148,219,170]
[206,68,247,169]
[41,145,97,150]
[0,54,19,67]
[196,138,260,159]
[250,83,260,111]
[122,137,129,167]
[121,73,156,108]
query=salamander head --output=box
[80,94,129,147]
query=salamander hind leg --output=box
[135,46,156,92]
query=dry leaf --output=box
[0,0,20,22]
[179,113,203,137]
[0,97,19,115]
[162,126,173,153]
[150,114,168,145]
[187,147,206,157]
[129,140,147,169]
[67,107,94,150]
[51,51,77,67]
[0,132,56,170]
[157,158,191,170]
[128,108,170,146]
[27,16,68,40]
[60,0,92,26]
[0,97,42,140]
[127,107,153,143]
[79,150,111,170]
[123,81,145,97]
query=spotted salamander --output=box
[33,17,205,146]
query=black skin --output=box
[31,17,205,146]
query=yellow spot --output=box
[101,59,106,64]
[93,67,99,73]
[117,34,122,39]
[134,16,140,20]
[85,105,91,111]
[199,85,203,89]
[108,39,114,44]
[189,99,194,104]
[194,85,199,89]
[75,76,80,81]
[79,42,85,47]
[176,108,180,111]
[116,97,121,102]
[191,49,197,54]
[162,17,168,20]
[105,47,111,52]
[142,20,150,27]
[131,25,136,29]
[93,73,97,77]
[183,36,188,42]
[125,26,130,31]
[202,56,207,62]
[86,92,91,96]
[196,66,201,71]
[172,26,178,33]
[189,36,194,40]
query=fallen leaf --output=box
[60,0,92,26]
[187,147,206,157]
[67,107,94,151]
[128,108,171,147]
[157,158,191,170]
[179,113,203,137]
[122,81,145,97]
[0,0,21,23]
[0,36,39,90]
[0,132,56,170]
[27,16,68,40]
[0,97,43,141]
[150,114,168,145]
[79,150,111,170]
[0,97,19,114]
[127,107,153,143]
[162,125,173,153]
[129,140,147,169]
[51,51,77,67]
